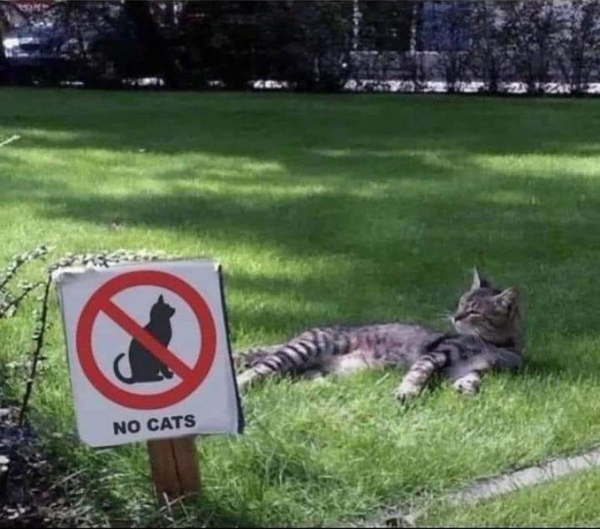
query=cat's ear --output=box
[471,265,490,290]
[494,287,518,310]
[158,294,164,304]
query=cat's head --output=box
[452,267,521,347]
[151,294,176,319]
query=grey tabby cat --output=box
[236,268,522,401]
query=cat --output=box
[113,294,177,384]
[236,267,522,401]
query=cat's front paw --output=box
[393,382,421,403]
[453,374,481,396]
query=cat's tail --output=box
[113,353,134,384]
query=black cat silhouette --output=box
[113,295,176,384]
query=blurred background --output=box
[1,0,600,95]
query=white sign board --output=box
[53,259,244,448]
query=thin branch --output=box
[0,135,21,148]
[18,275,52,427]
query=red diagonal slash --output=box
[100,299,193,380]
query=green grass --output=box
[420,469,600,527]
[1,88,600,527]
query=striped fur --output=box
[237,268,523,401]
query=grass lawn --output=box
[420,468,600,527]
[1,88,600,527]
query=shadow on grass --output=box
[2,106,600,370]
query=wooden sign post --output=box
[147,436,201,499]
[53,259,244,503]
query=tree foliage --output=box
[3,1,600,94]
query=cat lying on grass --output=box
[236,267,522,401]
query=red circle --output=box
[76,270,217,410]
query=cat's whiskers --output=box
[437,311,455,326]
